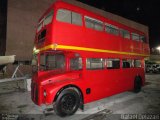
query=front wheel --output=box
[133,77,142,93]
[54,88,80,117]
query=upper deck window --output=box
[105,23,119,35]
[37,10,54,32]
[120,29,130,39]
[72,12,82,25]
[44,10,54,26]
[56,9,82,26]
[132,33,140,41]
[140,35,147,43]
[37,21,43,32]
[85,16,103,31]
[38,29,46,43]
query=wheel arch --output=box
[135,74,143,85]
[133,74,143,93]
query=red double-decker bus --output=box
[31,0,150,116]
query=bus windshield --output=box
[40,53,65,71]
[37,10,54,32]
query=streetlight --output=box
[156,46,160,54]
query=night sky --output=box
[1,0,159,49]
[77,0,160,48]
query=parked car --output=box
[145,64,160,73]
[155,64,160,72]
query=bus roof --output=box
[52,0,148,36]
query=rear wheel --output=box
[134,77,142,93]
[54,88,80,117]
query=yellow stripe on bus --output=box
[36,44,149,57]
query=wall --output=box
[6,0,55,75]
[6,0,54,60]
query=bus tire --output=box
[134,77,142,93]
[53,88,80,117]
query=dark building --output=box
[0,0,7,56]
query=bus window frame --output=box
[84,16,104,31]
[105,23,119,36]
[86,58,105,70]
[56,8,83,26]
[37,9,54,33]
[69,57,83,71]
[106,58,120,70]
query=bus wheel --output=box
[134,77,142,93]
[54,88,80,117]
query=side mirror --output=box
[31,59,38,73]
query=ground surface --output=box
[0,74,160,120]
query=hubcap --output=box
[61,94,76,112]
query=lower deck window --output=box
[106,59,120,69]
[40,54,65,71]
[134,60,141,67]
[86,58,105,70]
[122,59,141,68]
[122,59,132,68]
[70,57,82,70]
